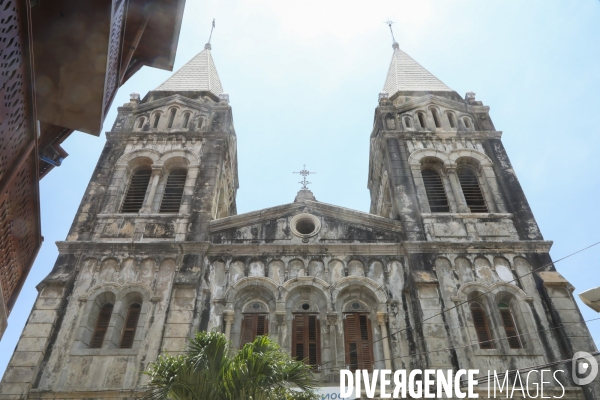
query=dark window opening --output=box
[344,313,373,371]
[295,218,316,235]
[463,117,471,129]
[448,113,456,128]
[153,114,160,128]
[470,302,494,349]
[90,303,113,348]
[498,303,522,349]
[183,113,190,128]
[240,313,269,347]
[457,167,488,212]
[404,117,411,128]
[120,303,141,349]
[167,109,176,128]
[137,118,145,128]
[418,112,426,128]
[121,167,151,213]
[422,169,450,212]
[159,169,187,213]
[431,109,441,128]
[292,314,321,368]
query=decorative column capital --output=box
[275,312,286,326]
[223,310,235,324]
[326,312,338,326]
[376,311,389,326]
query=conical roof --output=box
[383,44,452,97]
[154,44,224,96]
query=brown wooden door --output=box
[240,314,269,347]
[344,313,373,371]
[292,314,321,368]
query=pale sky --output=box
[2,0,600,375]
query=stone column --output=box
[223,310,235,341]
[446,166,470,213]
[141,165,163,212]
[326,313,339,372]
[377,312,392,370]
[275,312,286,347]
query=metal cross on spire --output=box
[384,19,399,48]
[293,164,316,190]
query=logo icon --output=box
[572,351,598,385]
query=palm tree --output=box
[143,331,318,400]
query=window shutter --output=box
[90,304,113,348]
[470,303,493,349]
[293,314,305,361]
[293,314,321,368]
[422,169,450,212]
[240,314,268,347]
[344,313,373,371]
[159,169,187,213]
[121,168,151,213]
[499,306,522,349]
[120,304,141,349]
[457,167,488,212]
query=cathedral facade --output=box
[1,41,598,399]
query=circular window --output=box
[290,213,321,239]
[352,302,361,310]
[302,303,310,311]
[252,303,260,310]
[296,219,316,235]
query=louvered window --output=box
[344,313,373,371]
[121,167,151,213]
[120,303,141,349]
[417,112,426,128]
[292,314,321,368]
[470,302,494,349]
[167,109,176,128]
[431,109,441,128]
[90,304,113,348]
[422,169,450,212]
[240,314,268,347]
[153,114,160,128]
[159,169,187,213]
[448,113,456,128]
[457,167,488,212]
[498,303,522,349]
[183,113,190,128]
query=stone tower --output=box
[1,40,598,399]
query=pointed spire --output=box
[382,43,452,98]
[154,19,224,97]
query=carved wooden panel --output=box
[103,0,125,114]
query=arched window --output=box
[498,303,522,349]
[182,113,190,128]
[463,117,472,129]
[431,108,441,128]
[404,117,411,128]
[344,313,373,371]
[470,302,493,349]
[422,169,450,212]
[137,118,145,128]
[447,113,456,128]
[90,303,113,348]
[159,168,187,213]
[167,109,176,128]
[121,167,152,213]
[457,167,488,212]
[152,114,160,128]
[292,313,321,368]
[417,112,426,128]
[120,303,141,348]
